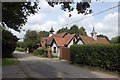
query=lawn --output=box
[2,58,16,66]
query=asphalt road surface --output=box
[13,51,118,78]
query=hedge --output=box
[70,44,120,72]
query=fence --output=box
[60,47,70,61]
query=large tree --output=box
[57,27,69,34]
[2,2,39,57]
[69,25,79,35]
[47,0,92,16]
[2,2,39,32]
[79,27,87,36]
[24,30,39,52]
[57,25,87,36]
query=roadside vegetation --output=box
[15,47,24,52]
[2,58,16,66]
[32,47,48,57]
[70,44,120,73]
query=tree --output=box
[111,36,120,44]
[2,2,39,32]
[2,2,39,57]
[79,27,87,36]
[24,30,39,52]
[57,25,87,36]
[38,31,49,39]
[2,29,18,58]
[69,25,79,35]
[57,27,69,34]
[97,34,110,42]
[47,1,92,16]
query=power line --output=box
[63,4,120,26]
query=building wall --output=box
[68,39,74,48]
[77,39,84,44]
[51,42,60,57]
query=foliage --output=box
[111,36,120,44]
[2,29,18,58]
[57,25,87,36]
[70,44,120,72]
[47,1,92,16]
[2,2,39,32]
[32,47,47,57]
[24,30,39,52]
[2,58,16,66]
[57,27,69,34]
[69,25,79,35]
[16,41,25,48]
[79,27,87,36]
[15,47,24,52]
[38,31,49,40]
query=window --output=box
[54,47,56,53]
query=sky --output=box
[10,0,120,41]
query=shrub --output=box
[16,47,24,52]
[70,44,120,72]
[2,30,18,58]
[32,47,47,57]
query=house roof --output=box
[46,32,68,46]
[80,35,110,45]
[53,34,76,47]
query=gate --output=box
[60,47,70,61]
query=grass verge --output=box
[2,58,16,66]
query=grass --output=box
[2,58,16,66]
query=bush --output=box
[2,30,18,58]
[32,47,47,57]
[15,47,24,52]
[70,44,120,72]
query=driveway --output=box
[13,51,118,78]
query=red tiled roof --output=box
[80,35,110,45]
[64,34,75,45]
[46,32,68,46]
[54,37,65,46]
[53,34,75,46]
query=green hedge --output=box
[70,44,120,72]
[32,48,47,57]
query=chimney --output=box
[91,27,97,40]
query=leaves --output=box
[2,2,39,32]
[70,44,119,72]
[57,25,87,36]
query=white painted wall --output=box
[51,42,60,57]
[68,39,74,48]
[76,39,83,44]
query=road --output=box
[13,51,118,78]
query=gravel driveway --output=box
[13,51,119,78]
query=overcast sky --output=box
[10,0,119,41]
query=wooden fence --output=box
[60,47,70,61]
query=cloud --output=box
[11,1,118,41]
[89,12,118,39]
